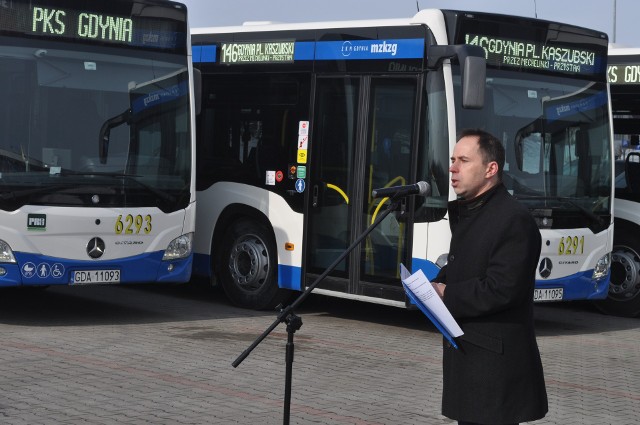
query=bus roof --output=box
[609,45,640,56]
[191,8,607,39]
[191,10,436,35]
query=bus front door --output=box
[306,76,418,302]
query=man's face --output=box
[449,135,497,199]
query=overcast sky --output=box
[180,0,638,46]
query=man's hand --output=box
[432,282,446,298]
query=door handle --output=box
[312,184,319,207]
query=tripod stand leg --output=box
[283,314,302,425]
[232,200,403,424]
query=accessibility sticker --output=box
[295,179,306,193]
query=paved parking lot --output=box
[0,283,638,425]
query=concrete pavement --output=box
[0,284,638,424]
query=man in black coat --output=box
[432,129,548,425]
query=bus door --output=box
[306,76,419,302]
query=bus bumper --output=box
[535,269,610,302]
[0,252,192,287]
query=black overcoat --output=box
[435,183,548,424]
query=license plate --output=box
[72,270,121,284]
[534,288,563,302]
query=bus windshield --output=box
[455,69,611,231]
[0,39,191,212]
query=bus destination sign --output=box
[465,34,599,75]
[220,41,295,64]
[31,7,133,43]
[1,2,183,50]
[608,64,640,84]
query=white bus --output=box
[604,46,640,316]
[191,10,613,310]
[0,0,197,287]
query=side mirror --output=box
[427,44,486,109]
[461,56,486,109]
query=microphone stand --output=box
[232,194,406,425]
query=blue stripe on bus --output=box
[535,269,609,300]
[130,30,182,50]
[130,81,189,114]
[0,251,192,287]
[315,39,424,60]
[293,41,315,60]
[412,258,609,302]
[192,45,202,62]
[278,264,302,290]
[192,44,217,63]
[545,90,608,123]
[192,253,210,277]
[192,39,424,63]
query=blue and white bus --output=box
[0,0,197,287]
[191,10,613,310]
[603,46,640,316]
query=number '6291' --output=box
[558,236,585,255]
[115,214,152,234]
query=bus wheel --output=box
[596,232,640,317]
[218,219,288,310]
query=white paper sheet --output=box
[400,264,463,338]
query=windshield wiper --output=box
[59,171,177,205]
[513,194,604,226]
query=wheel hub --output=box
[609,248,640,302]
[228,235,270,292]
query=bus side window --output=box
[196,107,242,183]
[625,152,640,194]
[255,134,283,178]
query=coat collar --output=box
[449,183,505,226]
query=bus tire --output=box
[218,218,289,310]
[596,231,640,317]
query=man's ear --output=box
[486,161,499,178]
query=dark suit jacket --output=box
[435,183,548,424]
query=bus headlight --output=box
[162,232,193,261]
[0,239,16,263]
[592,252,611,281]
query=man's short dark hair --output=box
[457,128,505,180]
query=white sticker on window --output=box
[265,170,276,186]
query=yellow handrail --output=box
[371,196,390,225]
[326,183,349,204]
[366,175,406,275]
[369,175,406,224]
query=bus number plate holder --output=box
[72,270,121,284]
[533,288,563,302]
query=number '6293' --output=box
[115,214,152,234]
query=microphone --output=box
[371,181,430,199]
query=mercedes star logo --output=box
[87,237,106,259]
[539,257,553,279]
